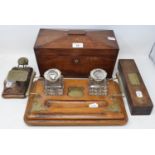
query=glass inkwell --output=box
[44,69,64,96]
[89,68,108,96]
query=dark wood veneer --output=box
[34,29,119,78]
[118,59,153,115]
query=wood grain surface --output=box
[24,79,128,126]
[118,59,153,115]
[34,29,119,78]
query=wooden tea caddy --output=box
[24,29,128,126]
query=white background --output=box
[0,0,155,155]
[0,25,155,129]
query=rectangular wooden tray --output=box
[24,79,128,126]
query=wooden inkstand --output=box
[24,69,128,126]
[24,29,128,126]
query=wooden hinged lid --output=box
[34,29,119,50]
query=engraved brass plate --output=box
[68,87,84,98]
[7,70,28,82]
[31,95,47,113]
[106,103,121,112]
[128,73,140,85]
[105,97,121,112]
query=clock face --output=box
[90,68,107,82]
[44,69,61,82]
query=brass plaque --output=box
[7,70,28,82]
[106,103,121,112]
[68,87,84,98]
[128,73,140,85]
[31,95,47,113]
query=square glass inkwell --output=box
[44,69,64,96]
[89,68,108,96]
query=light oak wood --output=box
[24,79,127,126]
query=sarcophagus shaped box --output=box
[34,29,119,78]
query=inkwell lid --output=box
[90,68,107,82]
[44,69,61,82]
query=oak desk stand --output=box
[24,79,128,126]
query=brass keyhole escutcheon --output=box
[74,58,79,64]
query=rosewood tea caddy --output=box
[34,29,119,78]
